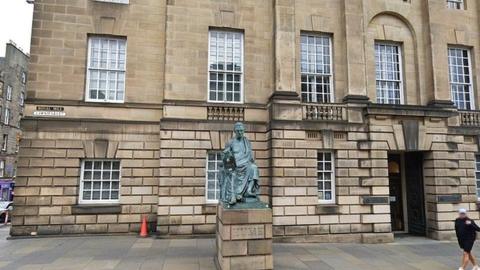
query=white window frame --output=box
[476,155,480,201]
[79,159,121,204]
[448,47,475,110]
[317,151,335,204]
[0,160,4,177]
[1,135,7,152]
[205,152,222,203]
[375,42,404,105]
[300,33,334,103]
[21,72,27,84]
[85,36,127,103]
[207,30,244,104]
[20,92,24,106]
[3,108,9,125]
[447,0,464,9]
[6,86,12,101]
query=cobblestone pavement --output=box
[0,225,470,269]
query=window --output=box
[3,108,9,125]
[317,152,335,204]
[205,152,222,202]
[448,47,474,110]
[476,155,480,200]
[208,30,243,103]
[6,86,12,101]
[80,160,120,204]
[20,92,24,106]
[447,0,464,9]
[301,34,333,103]
[2,135,7,152]
[375,43,403,104]
[21,72,27,84]
[0,161,4,177]
[86,37,126,103]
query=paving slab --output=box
[0,226,471,269]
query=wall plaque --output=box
[437,194,462,203]
[33,106,66,117]
[362,196,389,205]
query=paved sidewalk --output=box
[0,225,468,269]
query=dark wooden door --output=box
[405,152,426,236]
[388,155,404,232]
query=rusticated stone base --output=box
[216,205,273,270]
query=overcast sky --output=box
[0,0,34,57]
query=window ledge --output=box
[315,205,340,215]
[72,204,121,215]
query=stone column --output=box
[342,0,369,103]
[270,0,302,122]
[274,0,296,94]
[425,0,454,107]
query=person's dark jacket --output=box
[455,217,480,244]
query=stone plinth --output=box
[216,204,273,270]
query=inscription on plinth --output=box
[216,205,273,270]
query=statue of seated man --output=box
[219,122,259,205]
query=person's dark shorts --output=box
[460,240,475,253]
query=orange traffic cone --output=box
[139,216,148,238]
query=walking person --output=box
[455,208,480,270]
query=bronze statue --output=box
[219,122,259,206]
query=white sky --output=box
[0,0,34,57]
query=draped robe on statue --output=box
[219,136,259,204]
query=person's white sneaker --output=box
[473,266,479,270]
[458,268,464,270]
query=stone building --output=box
[11,0,480,243]
[0,43,28,201]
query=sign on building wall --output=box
[33,106,66,117]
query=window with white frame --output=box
[20,92,24,106]
[206,152,222,202]
[6,86,12,101]
[0,160,4,177]
[3,108,9,125]
[447,0,464,9]
[476,155,480,200]
[375,43,403,104]
[2,135,7,152]
[86,36,126,103]
[448,47,474,110]
[21,72,27,84]
[80,160,120,204]
[208,30,243,103]
[317,152,335,203]
[301,34,333,103]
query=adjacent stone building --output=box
[11,0,480,243]
[0,43,28,201]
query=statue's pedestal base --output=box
[215,204,273,270]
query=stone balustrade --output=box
[302,103,347,121]
[460,110,480,127]
[207,106,245,121]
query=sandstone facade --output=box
[12,0,480,242]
